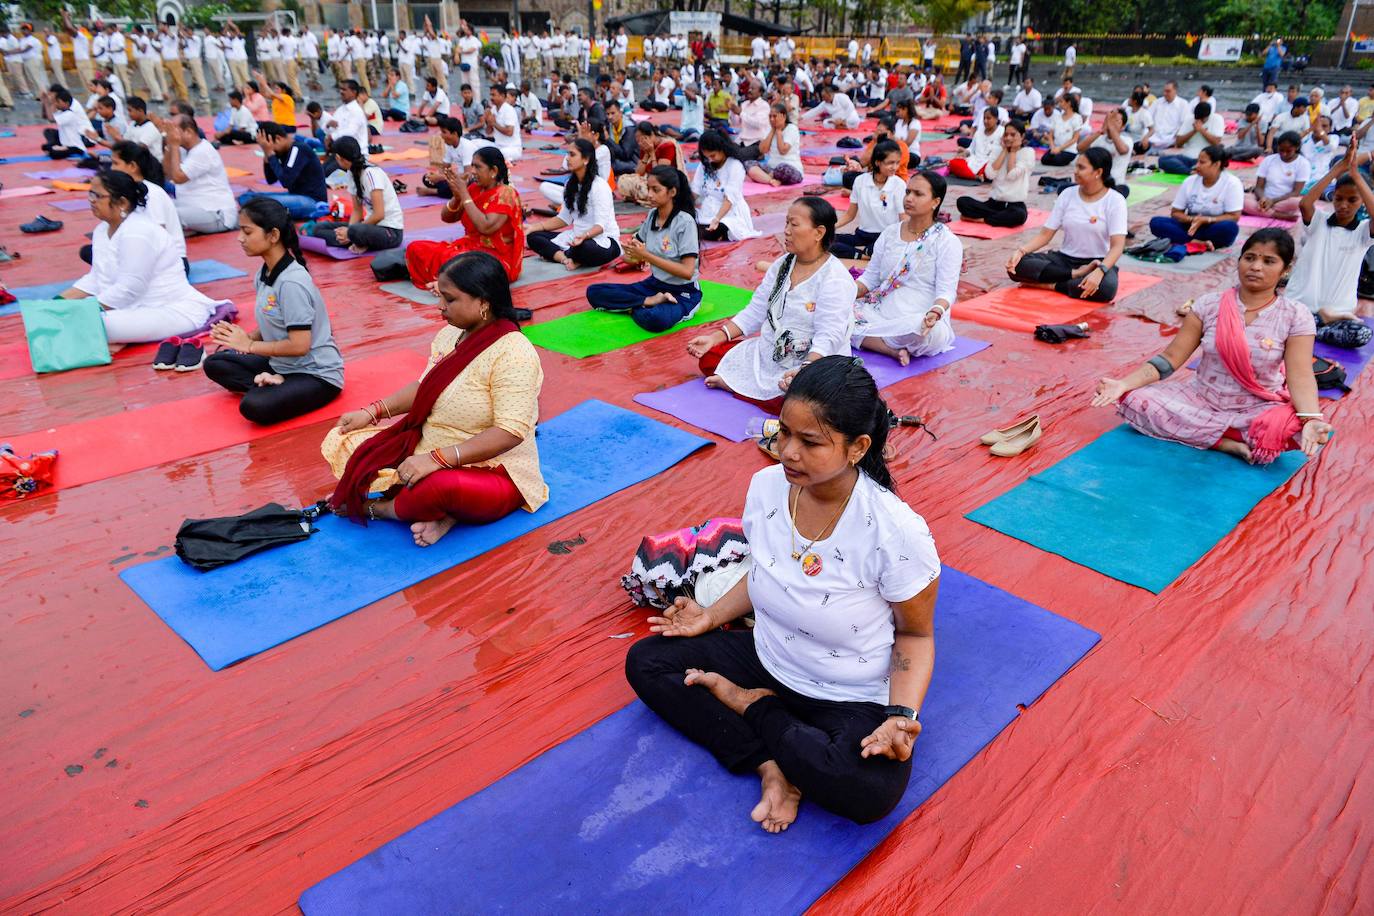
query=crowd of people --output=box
[9,15,1365,842]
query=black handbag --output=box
[175,502,326,570]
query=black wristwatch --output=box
[883,705,919,722]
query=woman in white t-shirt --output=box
[526,137,622,269]
[1007,147,1129,302]
[893,99,922,165]
[1247,131,1312,219]
[1041,94,1085,166]
[956,120,1035,227]
[686,197,855,412]
[626,355,939,831]
[948,105,1004,180]
[1286,144,1374,337]
[1147,145,1244,250]
[832,140,906,259]
[1077,107,1133,195]
[744,103,804,187]
[109,140,187,271]
[691,129,758,241]
[305,137,404,252]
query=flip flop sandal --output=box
[756,432,781,461]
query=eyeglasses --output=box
[87,191,110,202]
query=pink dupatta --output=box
[1213,287,1300,464]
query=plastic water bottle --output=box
[744,418,780,440]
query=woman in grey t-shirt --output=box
[584,166,703,332]
[205,198,345,424]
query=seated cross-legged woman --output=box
[1284,144,1374,348]
[1148,145,1244,250]
[1091,230,1333,465]
[853,171,962,365]
[831,140,907,259]
[955,120,1034,227]
[947,106,1004,181]
[526,137,622,270]
[204,199,344,424]
[59,170,224,346]
[304,137,405,253]
[1246,132,1311,220]
[626,356,939,832]
[1006,147,1127,302]
[685,197,856,414]
[585,166,702,332]
[323,252,548,547]
[1040,94,1084,167]
[692,129,759,242]
[404,146,524,286]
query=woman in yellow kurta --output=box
[323,251,547,547]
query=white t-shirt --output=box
[124,119,163,158]
[424,87,451,115]
[74,211,219,324]
[492,101,521,161]
[1286,215,1374,318]
[1257,153,1312,198]
[1181,112,1225,155]
[1124,105,1154,141]
[1301,135,1342,177]
[1269,110,1308,141]
[1050,111,1084,148]
[764,123,803,172]
[71,30,91,61]
[1150,96,1192,142]
[177,139,238,217]
[358,165,404,229]
[1172,172,1244,217]
[458,34,481,72]
[654,75,676,105]
[1090,134,1131,185]
[744,465,940,704]
[554,177,619,250]
[850,172,907,234]
[144,180,187,260]
[329,99,370,151]
[53,105,93,148]
[1046,186,1128,259]
[1013,88,1042,113]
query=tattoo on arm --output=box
[889,650,911,673]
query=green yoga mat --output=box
[1137,171,1189,186]
[1126,182,1171,205]
[523,280,754,359]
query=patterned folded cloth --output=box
[620,518,749,609]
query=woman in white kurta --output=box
[526,138,622,270]
[110,140,188,269]
[60,171,223,344]
[692,129,758,242]
[947,107,1004,180]
[854,171,962,363]
[686,197,855,410]
[832,140,907,259]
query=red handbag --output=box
[0,444,58,500]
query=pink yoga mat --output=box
[0,186,54,200]
[1239,214,1297,229]
[633,336,991,440]
[950,207,1050,240]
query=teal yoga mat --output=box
[966,425,1308,593]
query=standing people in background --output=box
[1008,36,1027,86]
[1062,42,1076,79]
[614,27,628,72]
[158,22,188,102]
[204,26,229,93]
[457,22,482,93]
[1261,38,1285,92]
[105,23,132,98]
[181,25,210,103]
[225,23,250,89]
[64,12,95,87]
[43,28,65,88]
[132,26,166,103]
[279,27,301,98]
[398,29,420,94]
[163,113,239,235]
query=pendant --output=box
[801,552,823,577]
[790,551,802,561]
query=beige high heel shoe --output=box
[980,414,1040,446]
[989,416,1043,457]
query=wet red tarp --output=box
[1,115,1371,914]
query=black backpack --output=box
[1313,355,1350,392]
[1358,249,1374,298]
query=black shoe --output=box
[152,337,183,370]
[1316,318,1373,349]
[174,340,206,372]
[20,215,62,233]
[512,308,533,322]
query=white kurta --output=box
[853,221,961,355]
[553,177,619,250]
[691,158,759,240]
[717,255,856,400]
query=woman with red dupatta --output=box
[322,252,547,547]
[1090,228,1334,464]
[405,146,526,287]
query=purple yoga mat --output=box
[399,194,449,210]
[634,336,992,440]
[50,198,92,212]
[23,167,94,180]
[299,223,465,260]
[1313,317,1374,399]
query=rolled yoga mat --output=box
[298,567,1099,915]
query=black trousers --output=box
[526,229,622,267]
[956,196,1028,227]
[202,351,342,425]
[831,228,881,259]
[1041,149,1076,167]
[625,629,911,825]
[1012,250,1119,302]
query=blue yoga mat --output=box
[967,424,1308,593]
[0,261,249,317]
[299,568,1098,915]
[0,154,57,163]
[121,400,710,670]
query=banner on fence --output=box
[669,11,721,43]
[1198,37,1245,61]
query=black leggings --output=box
[202,351,342,425]
[831,228,882,259]
[526,230,622,267]
[1011,250,1119,302]
[625,629,911,825]
[955,196,1028,227]
[1041,150,1076,167]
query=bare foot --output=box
[253,372,285,386]
[411,516,458,547]
[751,761,802,834]
[896,348,911,366]
[1069,259,1101,280]
[754,258,775,273]
[704,374,726,389]
[1212,437,1253,463]
[642,291,677,307]
[348,244,368,254]
[683,668,775,714]
[770,177,782,187]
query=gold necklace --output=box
[788,479,856,576]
